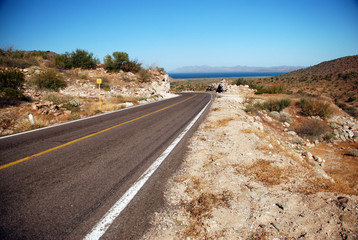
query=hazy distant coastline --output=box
[169,65,303,73]
[169,72,287,79]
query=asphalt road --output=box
[0,92,212,240]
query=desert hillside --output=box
[0,49,173,136]
[230,55,358,118]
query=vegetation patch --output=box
[297,98,333,119]
[239,160,287,186]
[30,69,67,91]
[103,51,141,73]
[295,119,330,141]
[254,98,291,112]
[55,49,99,70]
[0,68,28,106]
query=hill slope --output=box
[281,55,358,78]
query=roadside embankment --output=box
[143,85,358,239]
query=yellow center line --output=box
[0,95,196,171]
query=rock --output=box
[279,112,291,123]
[64,110,72,115]
[330,123,339,129]
[291,136,304,145]
[269,111,280,120]
[283,122,290,127]
[124,102,134,107]
[303,151,313,160]
[335,196,349,210]
[206,80,229,93]
[349,149,358,157]
[347,130,354,139]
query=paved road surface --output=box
[0,92,212,239]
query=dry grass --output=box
[173,176,232,238]
[203,118,234,130]
[15,117,49,131]
[88,101,124,113]
[238,160,288,186]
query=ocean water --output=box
[168,72,286,79]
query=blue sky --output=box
[1,0,357,71]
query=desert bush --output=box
[121,60,142,73]
[3,88,26,100]
[31,69,67,91]
[233,78,249,86]
[297,98,333,119]
[138,69,151,83]
[254,98,291,112]
[0,68,25,90]
[55,53,72,70]
[70,49,98,69]
[63,99,81,112]
[295,119,330,141]
[55,49,98,69]
[104,51,142,73]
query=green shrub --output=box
[55,49,98,69]
[104,51,142,73]
[295,119,330,141]
[104,51,129,72]
[297,98,333,119]
[254,98,291,112]
[70,49,98,69]
[55,53,72,70]
[3,88,26,100]
[31,69,67,91]
[0,68,25,90]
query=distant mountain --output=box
[170,65,303,73]
[280,55,358,78]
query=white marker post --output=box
[97,78,102,111]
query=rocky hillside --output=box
[0,65,173,136]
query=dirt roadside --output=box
[142,86,358,239]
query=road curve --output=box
[0,92,212,239]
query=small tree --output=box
[55,53,72,70]
[70,49,98,69]
[104,51,131,72]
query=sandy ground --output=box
[142,86,358,239]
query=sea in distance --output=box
[168,72,287,79]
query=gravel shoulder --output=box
[142,86,358,239]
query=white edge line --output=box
[0,95,180,140]
[83,93,212,240]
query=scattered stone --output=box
[270,111,280,120]
[349,149,358,157]
[292,136,305,145]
